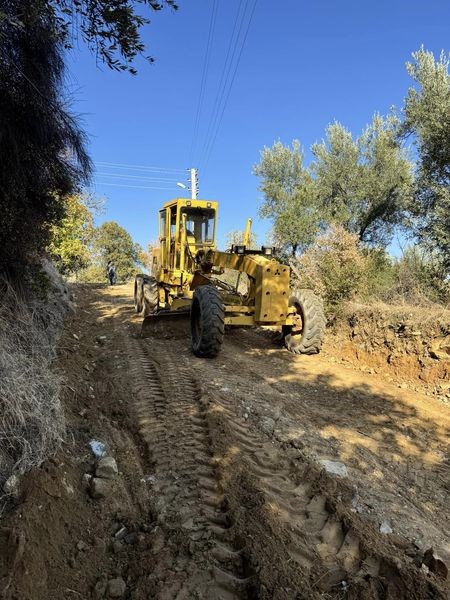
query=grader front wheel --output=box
[190,285,225,358]
[283,289,326,355]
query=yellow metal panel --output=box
[256,261,290,322]
[224,305,255,313]
[211,251,290,323]
[171,297,192,311]
[224,315,255,326]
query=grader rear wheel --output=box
[134,275,144,314]
[142,276,159,316]
[190,285,225,358]
[283,288,326,355]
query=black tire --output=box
[134,275,144,313]
[283,289,326,355]
[190,285,225,358]
[142,276,159,316]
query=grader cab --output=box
[134,198,326,358]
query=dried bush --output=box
[77,265,106,283]
[388,248,450,306]
[0,261,70,483]
[292,225,369,314]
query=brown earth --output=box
[0,282,449,599]
[324,303,450,403]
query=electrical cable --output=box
[203,0,259,173]
[95,172,180,183]
[94,182,176,190]
[188,0,218,166]
[95,161,185,173]
[199,0,247,169]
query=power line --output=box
[94,181,177,191]
[96,172,180,183]
[95,161,185,173]
[188,0,218,166]
[202,0,259,173]
[199,0,247,168]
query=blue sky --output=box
[67,0,450,250]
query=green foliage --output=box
[49,195,94,275]
[390,247,449,305]
[50,0,178,74]
[362,248,395,300]
[93,221,143,281]
[311,115,413,246]
[253,141,324,256]
[292,225,369,314]
[77,265,106,283]
[0,0,91,274]
[403,48,450,274]
[254,117,413,257]
[0,0,179,278]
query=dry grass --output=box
[0,261,70,483]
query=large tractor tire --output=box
[283,288,326,355]
[142,276,159,316]
[134,275,144,313]
[190,285,225,358]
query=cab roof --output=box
[162,198,218,210]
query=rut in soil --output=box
[126,334,256,599]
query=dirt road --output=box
[1,283,448,599]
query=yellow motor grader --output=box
[134,197,326,358]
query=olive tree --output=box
[402,48,450,274]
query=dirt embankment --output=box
[0,284,448,600]
[325,303,450,403]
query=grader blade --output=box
[141,310,191,339]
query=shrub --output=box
[390,247,449,305]
[363,248,396,300]
[0,261,69,483]
[77,265,106,284]
[292,225,369,314]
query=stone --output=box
[77,540,88,552]
[107,577,126,598]
[380,521,393,534]
[260,417,275,436]
[112,540,124,554]
[114,527,127,540]
[319,460,348,478]
[422,548,448,580]
[93,575,108,599]
[3,474,20,498]
[124,532,138,545]
[96,457,118,480]
[82,473,93,490]
[290,437,305,449]
[89,440,107,458]
[90,477,110,499]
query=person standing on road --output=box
[107,261,116,285]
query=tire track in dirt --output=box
[124,334,255,600]
[120,306,446,599]
[202,384,447,599]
